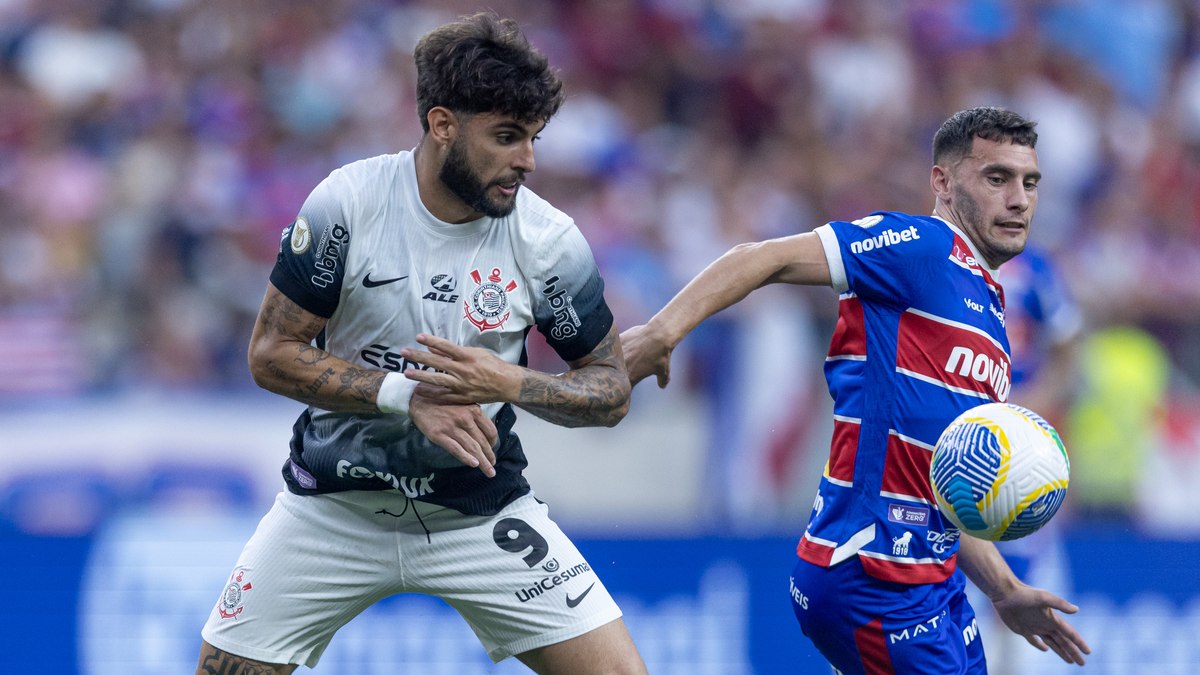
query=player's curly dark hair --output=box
[932,107,1038,165]
[414,12,565,132]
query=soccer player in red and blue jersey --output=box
[623,107,1091,674]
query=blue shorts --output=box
[789,557,986,675]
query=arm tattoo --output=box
[251,288,385,413]
[516,329,630,427]
[198,647,289,675]
[336,366,380,406]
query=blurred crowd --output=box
[5,0,1200,522]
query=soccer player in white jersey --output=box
[196,13,646,674]
[623,107,1091,674]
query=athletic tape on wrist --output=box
[377,372,418,415]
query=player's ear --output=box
[930,164,951,203]
[426,107,458,146]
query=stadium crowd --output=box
[5,0,1200,523]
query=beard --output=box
[954,185,1025,265]
[439,138,517,218]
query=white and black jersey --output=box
[268,150,613,516]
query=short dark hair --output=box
[932,107,1038,165]
[413,12,565,132]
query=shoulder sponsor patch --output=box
[849,225,920,255]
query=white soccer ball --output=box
[930,402,1070,542]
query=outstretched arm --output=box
[400,324,631,428]
[623,232,831,387]
[957,534,1091,665]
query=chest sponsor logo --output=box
[543,275,581,340]
[888,503,930,527]
[849,225,919,254]
[464,267,517,332]
[945,345,1010,402]
[897,313,1011,401]
[361,343,436,373]
[423,273,459,303]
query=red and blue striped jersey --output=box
[797,211,1011,584]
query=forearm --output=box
[248,284,389,414]
[514,362,630,427]
[649,234,829,348]
[648,242,776,347]
[956,534,1021,601]
[251,339,387,413]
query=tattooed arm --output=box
[400,325,631,428]
[249,283,499,474]
[247,282,385,413]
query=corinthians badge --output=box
[464,267,518,332]
[218,568,253,620]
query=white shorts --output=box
[201,490,623,667]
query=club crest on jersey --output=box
[464,267,518,332]
[219,568,253,620]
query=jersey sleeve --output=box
[269,174,352,318]
[528,223,614,362]
[814,212,941,308]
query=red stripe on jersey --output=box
[797,534,835,566]
[881,434,934,502]
[829,418,860,483]
[860,554,957,585]
[854,618,896,675]
[951,235,1005,306]
[828,296,865,357]
[896,311,1011,401]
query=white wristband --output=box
[377,372,418,415]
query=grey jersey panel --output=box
[267,151,613,515]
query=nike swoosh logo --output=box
[565,582,595,608]
[362,274,408,288]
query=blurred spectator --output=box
[6,0,1200,530]
[1067,325,1170,523]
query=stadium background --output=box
[4,0,1200,672]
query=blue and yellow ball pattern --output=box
[930,403,1070,541]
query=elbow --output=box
[603,398,630,427]
[246,341,275,391]
[603,378,632,427]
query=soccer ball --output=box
[930,402,1070,541]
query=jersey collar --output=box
[933,215,1000,275]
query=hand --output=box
[408,384,498,478]
[400,334,519,403]
[620,323,673,388]
[991,583,1091,665]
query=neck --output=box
[413,139,477,224]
